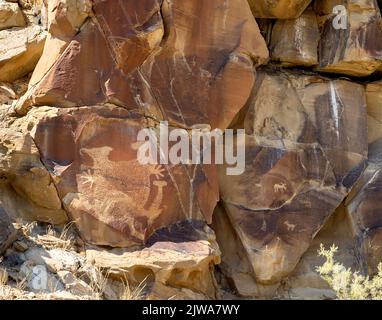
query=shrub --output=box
[316,244,382,300]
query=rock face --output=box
[248,0,312,19]
[1,0,382,300]
[263,0,382,76]
[0,124,68,224]
[0,206,17,255]
[270,8,320,67]
[346,81,382,274]
[315,0,382,76]
[0,25,46,82]
[86,233,220,299]
[16,0,268,131]
[0,1,26,30]
[218,69,368,290]
[30,105,219,246]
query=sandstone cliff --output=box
[0,0,381,300]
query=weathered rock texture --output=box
[346,80,382,274]
[264,1,382,76]
[16,0,268,131]
[0,0,270,299]
[270,8,320,67]
[0,25,46,82]
[86,232,221,299]
[0,205,17,255]
[0,1,26,30]
[248,0,312,19]
[315,0,382,76]
[1,0,382,300]
[218,69,368,292]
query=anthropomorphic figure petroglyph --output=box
[77,146,168,240]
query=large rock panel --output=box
[30,105,219,247]
[219,69,368,286]
[346,80,382,274]
[16,0,269,130]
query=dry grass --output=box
[1,220,147,300]
[21,221,76,250]
[120,278,147,300]
[37,223,75,250]
[87,266,109,299]
[0,268,8,286]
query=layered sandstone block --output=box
[267,0,382,76]
[0,25,46,82]
[218,69,368,291]
[346,81,382,274]
[4,0,268,250]
[0,116,68,224]
[17,0,268,131]
[86,234,221,299]
[315,0,382,76]
[270,8,320,66]
[248,0,312,19]
[0,1,26,30]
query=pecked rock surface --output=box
[28,105,219,247]
[0,0,270,298]
[218,69,368,291]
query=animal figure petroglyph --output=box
[77,146,168,240]
[273,182,287,193]
[284,221,296,231]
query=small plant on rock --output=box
[316,244,382,300]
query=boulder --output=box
[0,206,17,255]
[248,0,312,19]
[276,205,354,300]
[24,247,84,273]
[57,270,93,297]
[270,8,320,67]
[0,25,46,82]
[0,1,26,31]
[28,105,218,246]
[19,261,65,293]
[346,80,382,274]
[0,119,68,224]
[15,0,268,131]
[29,0,92,87]
[86,236,220,299]
[219,69,368,287]
[315,0,382,76]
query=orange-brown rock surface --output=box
[248,0,312,19]
[346,80,382,274]
[218,69,368,290]
[315,0,382,76]
[1,0,382,300]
